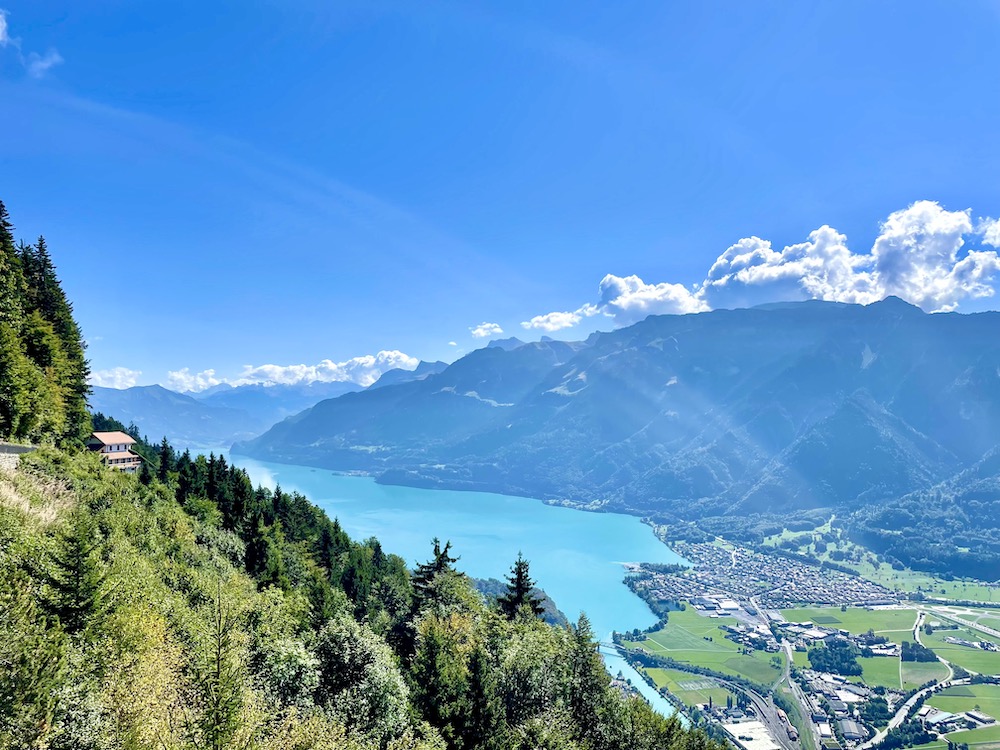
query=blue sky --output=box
[2,2,1000,390]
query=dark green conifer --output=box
[497,552,544,620]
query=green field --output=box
[901,660,949,688]
[929,684,1000,719]
[859,656,902,689]
[762,526,1000,604]
[645,667,736,709]
[945,724,1000,747]
[923,628,1000,674]
[624,606,784,686]
[781,606,918,636]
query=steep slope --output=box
[238,299,1000,524]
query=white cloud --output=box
[89,367,142,389]
[0,10,63,78]
[26,49,62,78]
[470,322,504,339]
[521,304,600,332]
[0,10,10,47]
[523,201,1000,327]
[448,341,458,346]
[166,368,223,393]
[979,217,1000,248]
[166,350,419,392]
[597,274,707,326]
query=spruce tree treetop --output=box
[497,552,544,620]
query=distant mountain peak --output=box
[868,295,923,313]
[487,337,526,351]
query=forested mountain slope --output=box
[238,298,1000,577]
[0,446,718,750]
[0,201,90,445]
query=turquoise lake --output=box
[231,455,686,715]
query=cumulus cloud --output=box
[522,201,1000,329]
[470,322,504,339]
[89,367,142,389]
[0,10,62,77]
[448,341,458,346]
[166,368,223,393]
[521,304,600,332]
[167,350,419,392]
[980,218,1000,248]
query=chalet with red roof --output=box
[86,431,143,473]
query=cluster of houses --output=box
[916,704,995,733]
[652,542,899,609]
[719,621,782,653]
[772,620,899,657]
[795,669,896,747]
[943,635,1000,652]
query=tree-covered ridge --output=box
[0,446,723,750]
[0,201,90,445]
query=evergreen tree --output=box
[44,508,105,634]
[497,552,544,620]
[192,585,244,750]
[412,538,460,608]
[157,436,174,483]
[463,643,506,750]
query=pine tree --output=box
[412,537,460,608]
[0,200,26,327]
[157,436,174,483]
[45,508,105,634]
[497,552,544,620]
[193,584,244,750]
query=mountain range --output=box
[235,298,1000,575]
[89,361,447,449]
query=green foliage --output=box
[807,638,863,676]
[0,202,90,445]
[0,443,725,750]
[900,640,938,662]
[497,552,545,621]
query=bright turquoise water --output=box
[231,456,686,716]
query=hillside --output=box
[0,446,717,750]
[237,298,1000,575]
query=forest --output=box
[0,200,722,750]
[0,200,90,445]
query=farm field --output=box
[645,667,737,709]
[781,606,917,636]
[945,723,1000,747]
[901,660,949,688]
[859,656,902,689]
[624,606,784,686]
[792,650,810,669]
[922,628,1000,674]
[928,684,1000,719]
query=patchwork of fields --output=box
[623,607,784,686]
[781,607,918,636]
